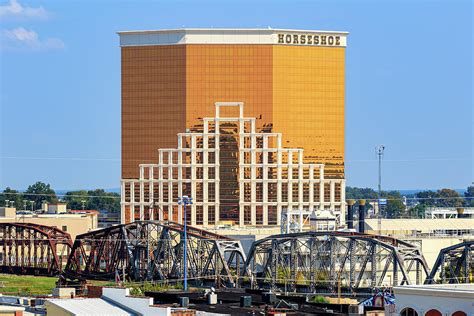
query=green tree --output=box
[87,189,120,213]
[63,190,89,210]
[407,204,426,218]
[64,189,120,213]
[385,197,406,218]
[415,190,439,206]
[24,182,57,210]
[0,187,24,209]
[464,186,474,207]
[345,187,378,200]
[437,188,462,207]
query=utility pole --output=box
[376,145,385,204]
[376,145,385,234]
[376,145,385,212]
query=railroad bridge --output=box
[0,221,471,295]
[425,240,474,284]
[0,223,73,276]
[243,231,430,293]
[60,221,247,288]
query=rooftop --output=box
[363,218,474,233]
[394,283,474,299]
[46,298,133,316]
[117,27,348,35]
[117,28,348,47]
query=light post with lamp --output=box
[177,195,192,291]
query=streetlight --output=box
[177,195,193,291]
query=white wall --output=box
[102,288,171,316]
[394,286,474,316]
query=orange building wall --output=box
[121,45,186,179]
[121,44,344,180]
[273,46,345,178]
[185,45,273,132]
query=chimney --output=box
[456,208,465,219]
[358,199,366,233]
[346,199,355,229]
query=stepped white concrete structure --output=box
[121,102,345,227]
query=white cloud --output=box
[2,27,64,50]
[0,0,48,19]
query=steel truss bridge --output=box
[425,240,474,284]
[60,221,247,288]
[243,232,430,293]
[1,221,472,294]
[0,223,73,276]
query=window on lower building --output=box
[400,308,418,316]
[425,310,442,316]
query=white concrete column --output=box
[120,180,126,224]
[340,179,346,226]
[130,181,135,221]
[159,151,164,219]
[262,135,268,225]
[250,120,257,225]
[168,151,176,223]
[238,118,245,227]
[276,135,282,226]
[139,166,144,221]
[214,116,220,225]
[330,180,335,210]
[203,121,209,227]
[298,150,304,211]
[288,151,293,210]
[149,167,154,220]
[190,135,197,225]
[309,165,314,212]
[319,165,324,210]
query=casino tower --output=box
[119,28,347,227]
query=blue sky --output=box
[0,0,472,191]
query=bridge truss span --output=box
[61,221,246,287]
[243,231,429,293]
[425,240,473,284]
[0,223,73,276]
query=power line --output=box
[1,156,120,161]
[0,192,119,199]
[1,155,471,163]
[1,191,472,202]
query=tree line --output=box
[346,186,474,218]
[0,181,120,213]
[1,181,472,218]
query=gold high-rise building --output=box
[119,28,347,226]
